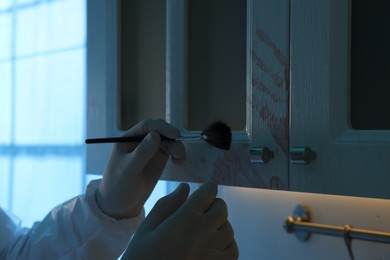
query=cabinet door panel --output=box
[290,0,390,198]
[162,0,290,189]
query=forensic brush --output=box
[85,121,232,150]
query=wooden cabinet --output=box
[87,0,390,199]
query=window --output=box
[0,0,86,227]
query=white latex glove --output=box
[96,119,186,218]
[122,181,239,260]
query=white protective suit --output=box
[0,180,144,260]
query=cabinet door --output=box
[162,0,290,189]
[290,0,390,198]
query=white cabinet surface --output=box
[219,185,390,259]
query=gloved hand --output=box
[122,181,239,260]
[96,119,186,218]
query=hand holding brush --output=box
[95,119,187,219]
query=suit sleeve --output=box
[0,179,144,260]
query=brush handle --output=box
[85,135,175,144]
[85,135,202,144]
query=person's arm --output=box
[0,119,186,259]
[0,179,144,260]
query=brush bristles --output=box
[201,121,232,150]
